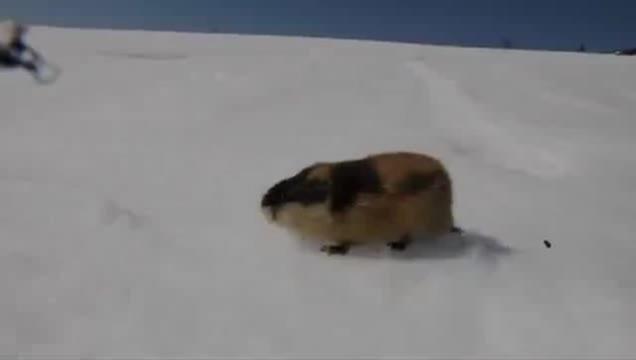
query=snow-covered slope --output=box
[2,26,636,358]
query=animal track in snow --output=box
[100,200,147,230]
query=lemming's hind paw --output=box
[387,241,409,251]
[387,235,411,251]
[450,226,464,234]
[320,243,350,255]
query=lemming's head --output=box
[261,164,330,221]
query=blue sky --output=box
[2,0,635,52]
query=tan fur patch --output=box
[306,163,330,181]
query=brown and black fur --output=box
[261,152,459,255]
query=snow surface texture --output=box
[2,26,636,359]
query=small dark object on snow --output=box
[0,19,60,84]
[543,240,552,248]
[615,48,636,56]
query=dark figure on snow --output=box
[0,19,58,83]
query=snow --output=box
[2,26,636,358]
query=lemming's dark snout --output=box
[261,179,293,220]
[261,180,288,208]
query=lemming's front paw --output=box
[320,244,350,255]
[387,241,409,251]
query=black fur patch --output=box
[329,159,383,213]
[288,179,330,205]
[397,171,440,194]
